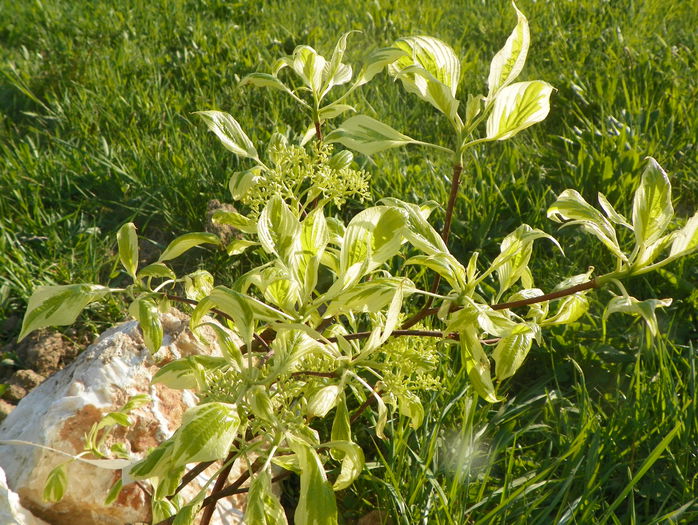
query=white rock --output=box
[0,311,243,525]
[0,466,49,525]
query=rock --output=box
[0,400,14,422]
[0,311,241,525]
[206,199,242,245]
[9,369,45,390]
[2,383,27,404]
[16,331,71,377]
[0,466,49,525]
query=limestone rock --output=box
[0,466,50,525]
[0,311,241,525]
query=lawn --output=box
[1,0,697,523]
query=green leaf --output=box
[117,222,138,278]
[397,390,424,429]
[226,239,258,256]
[245,469,289,525]
[492,325,534,380]
[632,157,673,253]
[43,464,68,503]
[195,110,258,160]
[104,479,123,505]
[487,1,530,97]
[258,195,301,265]
[247,385,276,423]
[128,298,163,353]
[288,437,338,525]
[459,327,499,403]
[318,103,355,121]
[326,115,422,156]
[121,394,151,413]
[307,385,342,419]
[486,80,553,140]
[184,270,214,302]
[152,355,229,390]
[404,254,465,291]
[212,208,258,234]
[541,294,589,327]
[158,232,220,262]
[239,72,289,91]
[598,192,632,229]
[137,262,176,281]
[379,197,447,255]
[547,189,626,261]
[229,166,263,201]
[129,440,175,479]
[339,206,407,286]
[325,440,364,491]
[669,212,698,258]
[603,295,672,337]
[170,402,240,467]
[355,46,407,87]
[325,277,414,317]
[321,31,355,97]
[276,45,327,95]
[331,394,351,445]
[19,284,111,341]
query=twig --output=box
[351,384,382,423]
[199,452,236,525]
[173,461,215,496]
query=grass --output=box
[1,0,696,522]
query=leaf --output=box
[541,294,589,326]
[229,166,263,201]
[326,115,422,156]
[548,189,626,260]
[669,212,698,257]
[117,222,138,278]
[486,80,553,140]
[137,262,176,281]
[128,298,164,353]
[43,464,67,503]
[258,195,301,265]
[331,394,351,444]
[276,45,327,95]
[170,402,240,467]
[152,355,228,390]
[129,440,175,479]
[158,232,220,262]
[212,208,258,234]
[288,437,338,525]
[379,197,447,255]
[389,35,460,97]
[321,31,355,97]
[492,325,534,380]
[397,390,424,429]
[339,206,407,286]
[226,239,258,256]
[245,469,289,525]
[19,284,111,341]
[307,385,342,419]
[325,440,364,491]
[104,479,123,505]
[355,46,407,87]
[404,254,466,291]
[487,1,530,97]
[318,103,355,121]
[239,72,289,91]
[195,110,258,160]
[632,157,673,252]
[460,327,499,403]
[598,192,632,229]
[325,277,414,317]
[603,295,672,337]
[182,270,213,302]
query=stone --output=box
[0,311,242,525]
[2,383,27,404]
[15,331,71,377]
[0,466,49,525]
[0,399,14,422]
[9,369,45,390]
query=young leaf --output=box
[669,211,698,258]
[355,46,407,87]
[325,277,414,317]
[547,189,626,261]
[288,437,338,525]
[195,110,258,160]
[326,115,422,156]
[404,254,466,291]
[117,222,139,278]
[459,327,499,403]
[318,103,355,121]
[325,440,365,491]
[632,157,673,250]
[104,478,123,506]
[486,80,553,141]
[170,402,240,467]
[603,295,672,337]
[229,166,263,201]
[540,294,589,326]
[379,197,448,255]
[43,464,68,503]
[239,72,289,91]
[331,394,352,444]
[19,284,111,341]
[258,195,301,265]
[245,469,289,525]
[137,262,176,281]
[321,31,355,97]
[389,35,460,98]
[307,385,342,419]
[487,1,530,97]
[492,326,534,380]
[183,270,214,302]
[211,208,258,234]
[598,192,632,229]
[226,239,258,256]
[128,298,164,353]
[129,440,175,479]
[158,232,220,262]
[152,355,228,390]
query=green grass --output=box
[1,0,696,522]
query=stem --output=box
[314,121,323,141]
[291,370,338,379]
[328,329,457,343]
[350,383,382,423]
[173,461,215,496]
[199,451,236,525]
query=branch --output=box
[351,383,382,423]
[173,460,215,496]
[200,452,236,525]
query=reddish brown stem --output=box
[200,452,236,525]
[173,460,215,496]
[291,370,338,379]
[351,384,383,424]
[314,121,323,141]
